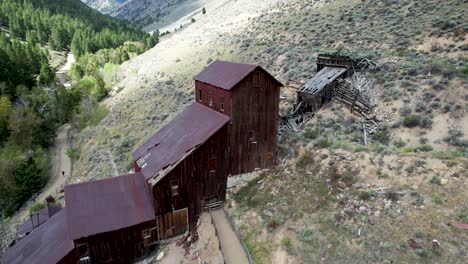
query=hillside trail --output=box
[56,52,75,88]
[13,124,72,225]
[10,53,74,230]
[211,209,250,264]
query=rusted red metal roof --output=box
[64,172,154,240]
[193,60,282,90]
[1,209,74,264]
[17,205,62,237]
[132,102,230,181]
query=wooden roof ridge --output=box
[193,60,283,90]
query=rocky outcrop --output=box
[81,0,125,14]
[112,0,176,23]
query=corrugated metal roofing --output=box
[193,60,283,90]
[64,172,155,240]
[1,209,74,264]
[132,102,230,182]
[298,66,347,94]
[17,205,62,237]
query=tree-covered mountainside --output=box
[0,0,158,217]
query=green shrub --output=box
[29,202,45,214]
[359,191,371,201]
[415,229,424,238]
[432,193,444,204]
[403,115,421,128]
[373,128,391,145]
[420,116,433,129]
[316,137,331,148]
[66,148,80,160]
[416,144,433,152]
[297,227,314,243]
[394,139,407,148]
[403,146,414,153]
[281,236,294,255]
[430,176,441,185]
[303,128,320,139]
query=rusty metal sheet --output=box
[1,209,74,264]
[298,66,347,95]
[193,60,282,90]
[132,102,230,181]
[64,172,155,240]
[17,205,62,236]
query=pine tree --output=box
[14,157,45,207]
[202,7,206,15]
[50,26,65,50]
[39,60,55,84]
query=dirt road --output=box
[56,53,75,88]
[211,209,250,264]
[9,53,75,231]
[13,124,72,223]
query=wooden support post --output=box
[362,117,368,146]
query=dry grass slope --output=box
[71,0,466,262]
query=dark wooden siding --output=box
[228,69,281,175]
[74,220,157,264]
[156,208,189,240]
[298,81,337,112]
[195,81,231,115]
[317,53,354,77]
[297,70,347,113]
[152,124,229,229]
[58,251,78,264]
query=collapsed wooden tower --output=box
[295,54,371,114]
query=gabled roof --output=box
[132,102,230,182]
[1,209,74,264]
[193,60,283,90]
[17,205,62,237]
[64,172,154,240]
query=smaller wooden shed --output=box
[65,172,157,263]
[297,54,354,112]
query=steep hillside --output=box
[112,0,178,27]
[71,0,467,262]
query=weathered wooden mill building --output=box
[133,60,282,240]
[2,60,282,264]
